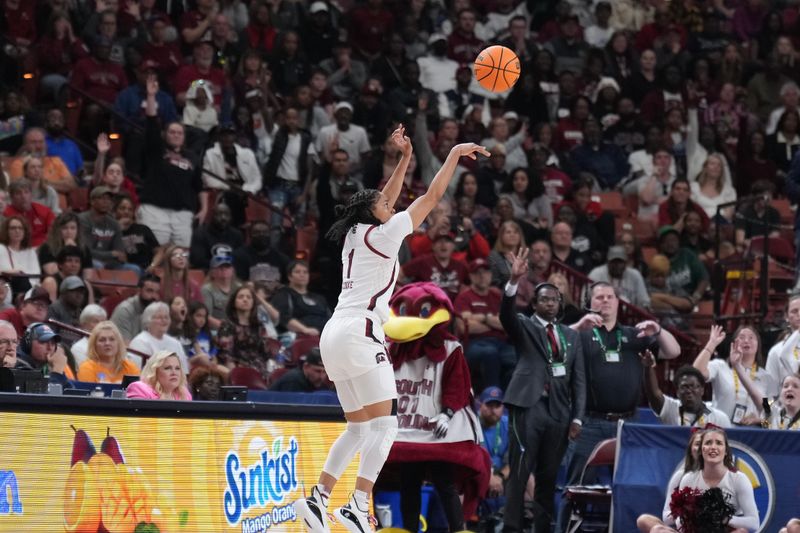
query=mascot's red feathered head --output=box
[384,282,456,369]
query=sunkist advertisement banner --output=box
[0,413,359,532]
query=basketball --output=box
[473,45,521,93]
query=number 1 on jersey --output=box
[346,248,355,279]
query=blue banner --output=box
[614,423,800,532]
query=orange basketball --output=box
[474,45,521,93]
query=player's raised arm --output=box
[381,125,413,208]
[406,143,489,229]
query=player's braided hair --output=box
[326,189,383,241]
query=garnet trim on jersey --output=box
[364,318,382,344]
[363,225,389,258]
[367,265,396,311]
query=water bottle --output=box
[90,386,105,398]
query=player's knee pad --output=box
[369,415,398,458]
[322,420,370,479]
[357,416,398,482]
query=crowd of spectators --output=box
[3,0,800,530]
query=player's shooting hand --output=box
[451,143,490,160]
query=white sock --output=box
[356,416,398,483]
[353,489,369,511]
[314,484,330,507]
[322,420,370,480]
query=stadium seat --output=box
[564,438,616,533]
[773,198,794,226]
[266,367,290,387]
[595,191,627,218]
[290,335,321,366]
[68,187,89,213]
[245,197,271,224]
[229,366,268,390]
[747,236,795,264]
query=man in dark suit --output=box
[500,247,586,533]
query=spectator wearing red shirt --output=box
[348,0,394,61]
[0,287,50,338]
[554,95,591,152]
[37,12,89,100]
[399,232,469,302]
[408,212,490,264]
[241,1,277,56]
[3,181,56,248]
[447,9,485,64]
[70,36,129,105]
[530,144,573,208]
[454,258,516,391]
[657,178,710,232]
[141,15,183,79]
[172,41,227,108]
[2,0,36,51]
[180,0,216,46]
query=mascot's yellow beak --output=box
[383,308,451,343]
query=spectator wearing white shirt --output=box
[263,107,316,244]
[417,34,458,95]
[128,301,188,372]
[588,245,650,309]
[766,295,800,388]
[480,118,528,172]
[694,325,777,426]
[201,125,261,227]
[315,102,371,177]
[584,2,614,48]
[766,81,800,135]
[642,353,731,429]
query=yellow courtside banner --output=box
[0,413,358,532]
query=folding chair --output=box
[564,438,616,533]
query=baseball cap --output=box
[90,186,114,199]
[428,33,447,45]
[60,276,86,293]
[607,245,627,262]
[433,231,456,242]
[210,254,233,268]
[469,258,490,273]
[24,287,51,305]
[479,386,504,404]
[658,225,680,240]
[502,111,520,121]
[333,101,354,114]
[309,1,329,14]
[28,323,60,344]
[304,347,324,366]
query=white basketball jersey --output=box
[333,211,413,323]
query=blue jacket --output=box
[569,142,630,189]
[113,84,178,131]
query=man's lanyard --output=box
[492,421,503,456]
[592,327,622,354]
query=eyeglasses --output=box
[171,252,189,258]
[537,296,560,304]
[8,226,24,231]
[0,338,19,347]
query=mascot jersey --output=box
[333,211,413,323]
[395,339,484,445]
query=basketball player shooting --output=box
[294,124,489,533]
